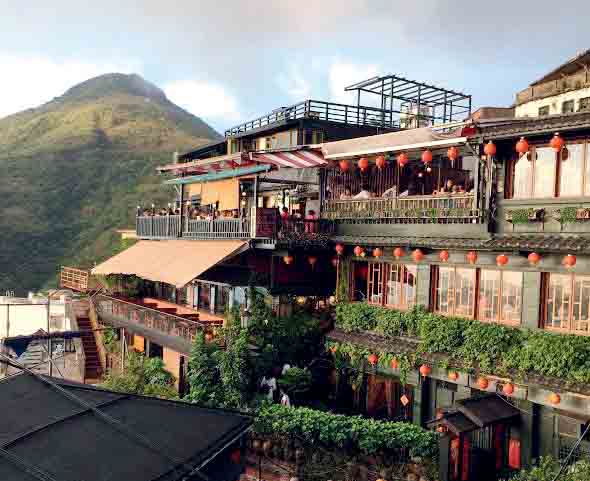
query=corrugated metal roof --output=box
[164,164,271,185]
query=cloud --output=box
[0,54,140,119]
[277,64,312,100]
[164,80,240,124]
[328,60,380,105]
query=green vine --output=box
[335,257,350,302]
[554,206,579,226]
[507,208,536,224]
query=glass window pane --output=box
[404,265,418,308]
[501,271,523,324]
[479,270,500,321]
[513,156,533,199]
[547,274,571,330]
[368,263,384,304]
[534,147,556,198]
[454,268,476,317]
[386,264,402,307]
[573,275,590,333]
[436,267,454,314]
[560,143,584,197]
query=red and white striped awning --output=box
[252,148,326,169]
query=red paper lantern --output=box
[390,358,399,369]
[397,152,409,168]
[528,252,541,265]
[335,243,345,256]
[412,249,425,262]
[368,353,378,365]
[515,137,529,156]
[331,257,339,268]
[548,393,561,405]
[550,132,565,152]
[376,155,386,170]
[329,345,337,353]
[496,254,509,266]
[439,250,450,262]
[477,377,489,390]
[447,146,460,162]
[283,255,294,265]
[484,141,497,157]
[466,251,478,265]
[421,149,433,165]
[373,247,383,258]
[353,246,364,257]
[393,247,405,259]
[358,157,369,172]
[419,364,431,377]
[339,159,350,172]
[502,383,515,396]
[563,254,577,268]
[448,371,459,381]
[308,256,318,267]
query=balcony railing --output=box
[184,218,250,239]
[224,99,397,137]
[323,194,484,223]
[60,266,91,292]
[136,215,182,239]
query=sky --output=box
[1,1,590,133]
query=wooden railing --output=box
[60,267,91,292]
[323,194,483,223]
[93,294,206,347]
[87,298,108,375]
[185,218,251,239]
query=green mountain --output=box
[0,73,221,294]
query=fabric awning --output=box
[164,164,271,185]
[92,240,248,288]
[320,126,467,160]
[157,152,247,174]
[252,148,326,168]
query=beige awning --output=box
[321,126,467,160]
[92,240,248,288]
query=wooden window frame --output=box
[478,269,523,325]
[432,266,477,318]
[507,140,590,199]
[366,262,417,310]
[543,272,590,335]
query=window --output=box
[478,270,523,324]
[545,273,590,334]
[579,97,590,112]
[366,262,417,309]
[538,106,550,116]
[434,267,476,317]
[562,100,575,114]
[509,141,590,199]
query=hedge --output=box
[254,403,437,458]
[334,303,590,384]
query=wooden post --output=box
[179,184,185,237]
[120,327,125,373]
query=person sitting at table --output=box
[353,184,373,199]
[340,187,352,200]
[382,185,397,198]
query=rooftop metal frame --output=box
[345,74,472,126]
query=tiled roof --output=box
[478,111,590,139]
[332,234,590,254]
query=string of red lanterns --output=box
[419,364,431,377]
[563,254,577,268]
[335,244,345,255]
[496,254,509,266]
[439,250,450,262]
[484,140,497,157]
[308,256,317,268]
[466,251,478,265]
[353,246,365,257]
[516,137,529,157]
[421,149,433,165]
[283,255,294,265]
[528,252,541,265]
[550,132,565,153]
[339,159,350,172]
[358,157,369,172]
[412,249,425,262]
[393,247,405,259]
[373,247,383,258]
[367,353,378,366]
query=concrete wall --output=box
[163,347,181,387]
[515,86,590,118]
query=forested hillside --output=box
[0,73,220,294]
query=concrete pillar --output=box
[210,286,216,314]
[413,375,431,427]
[522,271,542,330]
[416,264,432,308]
[516,399,538,468]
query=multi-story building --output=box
[79,76,470,396]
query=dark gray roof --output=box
[0,372,251,481]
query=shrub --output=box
[335,302,377,332]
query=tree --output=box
[186,331,220,405]
[101,351,177,399]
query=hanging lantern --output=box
[421,149,433,165]
[412,249,425,262]
[439,250,450,262]
[393,247,405,259]
[484,141,497,157]
[548,393,561,405]
[390,358,399,369]
[373,247,383,258]
[397,152,409,168]
[477,377,489,390]
[283,255,294,265]
[466,251,478,265]
[516,137,529,156]
[329,345,337,353]
[358,157,369,172]
[339,159,350,172]
[368,353,378,366]
[375,155,386,170]
[528,252,541,265]
[353,246,364,257]
[448,371,459,381]
[502,383,515,396]
[308,256,318,268]
[335,243,345,256]
[563,254,577,269]
[419,364,432,377]
[550,132,565,153]
[447,146,460,167]
[331,257,339,268]
[496,254,509,266]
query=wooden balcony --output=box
[60,267,92,292]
